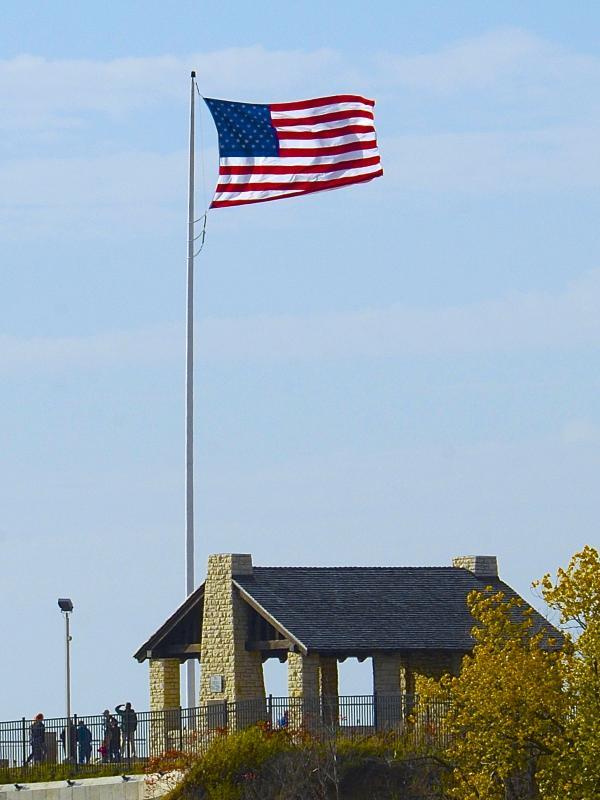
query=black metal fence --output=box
[0,695,451,782]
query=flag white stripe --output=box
[273,119,375,134]
[217,164,381,186]
[270,101,374,119]
[221,154,379,168]
[278,131,376,149]
[213,188,304,203]
[213,174,380,205]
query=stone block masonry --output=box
[149,659,181,755]
[319,657,339,725]
[288,652,321,729]
[199,554,266,710]
[149,659,181,710]
[288,652,320,698]
[452,555,498,578]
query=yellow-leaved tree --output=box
[420,590,568,800]
[537,545,600,799]
[419,547,600,800]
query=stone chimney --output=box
[452,555,498,578]
[199,554,265,705]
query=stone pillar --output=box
[149,659,181,756]
[319,657,339,727]
[408,651,462,680]
[288,652,320,729]
[372,654,403,730]
[372,653,402,695]
[402,652,462,727]
[199,554,266,728]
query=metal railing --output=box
[0,694,451,782]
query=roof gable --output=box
[133,585,204,662]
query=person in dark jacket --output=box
[60,721,77,762]
[108,715,121,762]
[115,702,137,758]
[77,720,93,764]
[25,714,46,764]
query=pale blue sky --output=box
[2,2,600,719]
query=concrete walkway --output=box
[0,773,175,800]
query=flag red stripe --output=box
[219,155,381,175]
[215,169,383,194]
[278,139,378,157]
[269,94,375,112]
[273,109,374,126]
[211,170,382,208]
[277,124,374,140]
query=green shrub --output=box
[165,725,444,800]
[169,725,294,800]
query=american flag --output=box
[204,94,382,209]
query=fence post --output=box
[21,717,27,767]
[73,715,78,774]
[179,706,183,752]
[267,694,273,729]
[373,691,378,731]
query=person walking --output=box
[115,702,137,759]
[25,714,46,765]
[77,720,93,764]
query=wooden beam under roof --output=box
[147,643,202,661]
[245,638,294,652]
[233,581,308,655]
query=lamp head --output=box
[58,598,73,613]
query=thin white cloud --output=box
[0,151,184,207]
[0,149,192,239]
[1,269,599,373]
[0,324,180,371]
[2,119,599,244]
[380,27,600,94]
[561,419,600,445]
[0,47,355,132]
[201,268,600,361]
[382,125,600,192]
[4,28,600,134]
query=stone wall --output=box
[372,654,403,695]
[199,554,266,708]
[319,657,339,725]
[288,652,320,697]
[407,651,463,680]
[149,659,181,755]
[452,555,498,578]
[149,659,181,710]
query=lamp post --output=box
[58,598,73,762]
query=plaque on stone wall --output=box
[209,674,224,693]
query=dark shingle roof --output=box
[234,566,548,653]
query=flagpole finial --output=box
[191,70,196,78]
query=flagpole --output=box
[185,69,196,709]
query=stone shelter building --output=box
[135,552,553,720]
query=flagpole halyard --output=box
[185,69,196,709]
